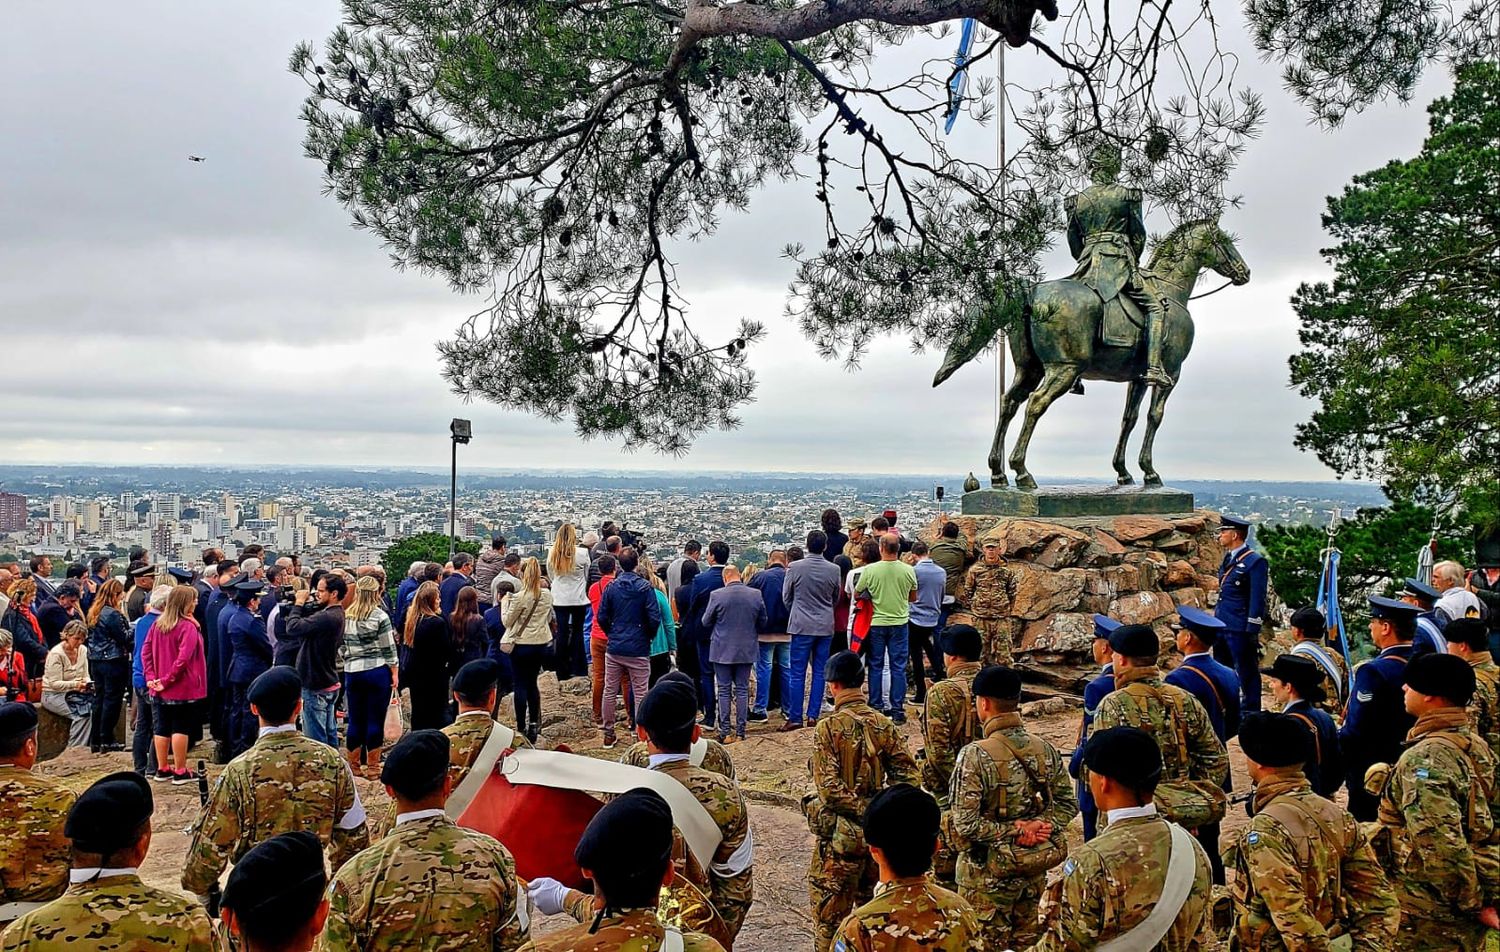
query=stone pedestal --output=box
[961,484,1195,518]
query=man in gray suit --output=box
[782,530,843,731]
[703,565,766,744]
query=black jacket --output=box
[87,606,133,664]
[35,602,80,649]
[1,607,46,676]
[289,603,344,692]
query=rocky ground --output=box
[33,670,1267,950]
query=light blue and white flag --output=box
[944,18,977,134]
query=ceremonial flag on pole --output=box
[1316,547,1355,696]
[944,18,977,134]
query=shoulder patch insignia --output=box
[1246,831,1259,845]
[1356,691,1374,702]
[1416,768,1430,780]
[1063,858,1077,877]
[833,940,847,952]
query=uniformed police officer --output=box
[958,542,1018,667]
[1164,605,1239,885]
[1212,515,1269,713]
[321,730,529,951]
[1067,614,1119,841]
[182,667,369,898]
[621,671,736,780]
[1031,727,1212,951]
[1401,577,1449,655]
[1339,595,1417,821]
[0,772,222,951]
[0,703,73,928]
[523,788,727,951]
[219,832,329,952]
[1263,653,1342,798]
[832,784,980,952]
[1231,712,1397,950]
[1285,605,1346,715]
[226,580,275,759]
[1447,617,1500,755]
[919,625,983,887]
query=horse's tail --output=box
[933,279,1030,387]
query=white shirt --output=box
[396,808,447,826]
[258,724,298,738]
[1105,803,1160,825]
[648,753,690,768]
[70,867,138,884]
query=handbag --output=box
[501,595,541,655]
[383,695,406,744]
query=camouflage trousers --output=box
[714,892,752,944]
[809,838,877,952]
[973,617,1016,668]
[960,873,1045,950]
[931,814,958,890]
[1398,912,1489,952]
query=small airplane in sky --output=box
[187,155,206,163]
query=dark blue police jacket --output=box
[1165,652,1242,741]
[1215,546,1268,633]
[1338,643,1415,769]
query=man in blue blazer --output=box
[1213,515,1269,712]
[1167,604,1241,884]
[1068,613,1120,841]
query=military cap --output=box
[0,701,38,743]
[452,658,502,699]
[247,666,301,714]
[1174,605,1225,642]
[636,679,698,734]
[1404,652,1476,706]
[167,566,196,583]
[1260,654,1326,701]
[1109,623,1158,657]
[220,831,327,925]
[1218,515,1252,535]
[981,538,1001,549]
[848,519,868,532]
[1447,617,1490,651]
[1289,606,1326,636]
[939,624,982,660]
[128,563,157,578]
[1093,614,1122,640]
[232,578,267,596]
[66,771,153,854]
[1402,577,1440,604]
[825,650,865,687]
[381,730,451,799]
[1238,712,1311,768]
[575,787,673,870]
[1083,726,1162,790]
[972,665,1022,701]
[864,783,939,852]
[882,509,899,523]
[1368,595,1420,623]
[657,668,700,701]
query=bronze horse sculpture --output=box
[934,219,1250,490]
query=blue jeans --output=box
[344,667,393,752]
[754,642,790,713]
[867,623,909,715]
[787,634,831,724]
[301,688,339,748]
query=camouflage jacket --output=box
[621,739,737,781]
[0,767,74,904]
[1031,811,1212,952]
[320,813,527,952]
[1231,771,1398,951]
[651,759,753,918]
[0,873,223,951]
[446,714,532,788]
[561,874,732,950]
[920,662,982,803]
[1467,655,1500,758]
[947,714,1077,890]
[520,908,725,951]
[1091,667,1228,788]
[928,540,977,599]
[182,727,369,895]
[808,696,921,835]
[1376,708,1500,919]
[958,563,1016,619]
[832,876,982,951]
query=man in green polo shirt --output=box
[856,533,919,723]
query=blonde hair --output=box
[61,620,88,644]
[348,575,383,623]
[549,524,579,578]
[403,581,441,647]
[741,564,759,584]
[11,580,35,610]
[154,585,199,635]
[86,579,125,627]
[640,556,664,594]
[519,557,543,598]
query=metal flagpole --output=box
[995,44,1008,445]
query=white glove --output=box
[527,877,569,916]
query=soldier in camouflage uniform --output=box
[1090,624,1229,827]
[919,626,983,888]
[551,872,733,949]
[804,651,920,952]
[958,542,1017,667]
[219,832,330,952]
[0,704,73,928]
[321,730,529,952]
[833,784,980,952]
[446,659,533,788]
[1447,618,1500,756]
[946,666,1076,950]
[1,771,223,951]
[523,788,726,951]
[1230,713,1399,950]
[183,667,369,897]
[1032,727,1212,951]
[623,673,735,780]
[1373,653,1500,951]
[632,678,754,941]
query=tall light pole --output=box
[448,418,472,559]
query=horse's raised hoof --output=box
[1015,473,1038,491]
[1116,474,1135,486]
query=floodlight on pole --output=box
[449,418,471,558]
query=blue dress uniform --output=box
[1212,516,1269,713]
[226,581,274,758]
[1339,596,1419,821]
[1068,615,1120,841]
[1402,578,1449,656]
[1165,605,1240,884]
[1284,697,1342,798]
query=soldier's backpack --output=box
[803,711,888,857]
[972,730,1068,876]
[1115,680,1227,828]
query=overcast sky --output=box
[0,3,1449,481]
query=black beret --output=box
[1109,624,1159,657]
[1404,652,1477,706]
[1289,606,1326,635]
[1238,712,1311,768]
[0,701,38,743]
[1083,726,1162,789]
[65,771,153,854]
[1447,618,1490,651]
[452,659,501,699]
[1260,653,1323,694]
[575,787,673,870]
[247,667,301,710]
[972,665,1022,701]
[635,680,698,734]
[939,625,982,661]
[825,650,864,686]
[656,669,700,702]
[221,831,327,922]
[863,783,939,852]
[381,730,451,799]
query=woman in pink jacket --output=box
[142,584,207,784]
